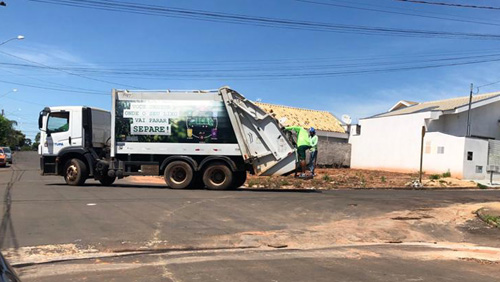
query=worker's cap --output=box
[309,127,316,133]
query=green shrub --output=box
[429,174,441,180]
[247,179,259,188]
[442,171,451,178]
[322,174,331,182]
[477,183,488,189]
[381,176,386,183]
[280,179,290,186]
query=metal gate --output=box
[488,140,500,166]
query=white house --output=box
[350,92,500,180]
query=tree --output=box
[32,132,40,150]
[0,115,26,148]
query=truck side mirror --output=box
[38,114,43,129]
[39,107,50,130]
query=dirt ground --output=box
[247,168,478,189]
[127,168,478,189]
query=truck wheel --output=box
[64,158,88,186]
[232,171,247,189]
[164,161,193,189]
[203,163,233,190]
[99,175,116,186]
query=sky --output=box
[1,0,500,140]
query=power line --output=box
[0,50,143,89]
[294,0,500,27]
[11,54,495,80]
[395,0,500,10]
[4,96,46,106]
[3,48,500,67]
[475,80,500,93]
[4,51,500,76]
[0,67,105,93]
[0,78,108,95]
[27,0,500,40]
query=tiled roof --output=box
[375,91,500,118]
[255,102,345,133]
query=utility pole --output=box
[466,83,473,137]
[419,125,425,185]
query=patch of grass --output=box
[326,181,338,189]
[483,214,500,226]
[322,174,332,182]
[442,171,451,178]
[247,179,258,188]
[311,178,323,188]
[280,179,290,186]
[429,174,441,180]
[293,179,303,188]
[360,175,366,188]
[477,183,488,189]
[381,176,386,183]
[265,177,282,189]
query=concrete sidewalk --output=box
[476,203,500,228]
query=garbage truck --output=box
[38,87,297,189]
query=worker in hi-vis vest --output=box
[308,127,318,177]
[285,126,311,178]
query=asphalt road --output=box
[1,152,500,281]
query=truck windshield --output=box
[47,112,70,133]
[3,148,11,153]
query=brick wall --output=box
[315,136,351,167]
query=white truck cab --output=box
[39,106,83,156]
[38,106,111,178]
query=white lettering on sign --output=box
[124,101,179,136]
[131,124,171,135]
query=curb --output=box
[350,187,484,191]
[476,208,500,228]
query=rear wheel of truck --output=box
[164,161,193,189]
[64,158,88,186]
[99,175,116,186]
[231,171,247,189]
[203,163,233,190]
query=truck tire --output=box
[64,158,88,186]
[231,171,247,189]
[99,175,116,186]
[164,161,193,189]
[203,163,233,190]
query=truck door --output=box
[46,111,71,155]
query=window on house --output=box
[437,146,445,154]
[355,125,361,135]
[467,151,473,161]
[476,166,483,173]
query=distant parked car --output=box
[1,147,12,164]
[0,148,6,167]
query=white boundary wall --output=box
[350,112,430,173]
